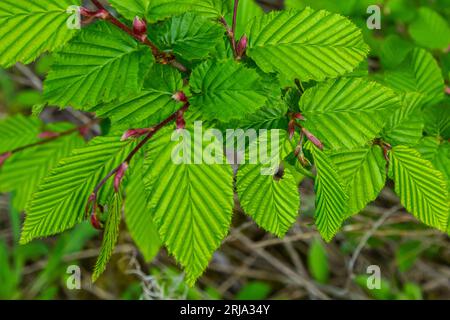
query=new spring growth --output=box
[236,35,248,59]
[133,17,147,42]
[80,7,109,19]
[86,193,102,230]
[114,162,129,193]
[302,128,324,150]
[38,131,60,139]
[121,128,151,141]
[0,152,12,168]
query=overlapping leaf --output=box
[88,64,183,127]
[20,136,138,244]
[423,101,450,139]
[125,159,161,262]
[0,0,80,67]
[308,144,349,242]
[92,192,122,281]
[389,146,449,231]
[299,78,400,150]
[0,115,41,154]
[328,146,386,216]
[237,164,300,237]
[143,128,234,284]
[246,8,369,81]
[43,21,153,109]
[415,137,450,192]
[409,7,450,50]
[0,130,84,211]
[383,92,425,146]
[150,13,224,60]
[384,48,445,106]
[189,59,270,121]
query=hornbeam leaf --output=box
[237,164,300,237]
[149,13,224,61]
[143,128,234,285]
[124,158,161,262]
[308,144,349,242]
[385,48,445,106]
[0,128,84,211]
[415,137,450,193]
[92,192,122,282]
[246,9,369,81]
[190,59,270,121]
[88,64,183,128]
[423,100,450,139]
[0,115,41,154]
[0,0,80,68]
[43,21,153,109]
[409,7,450,50]
[383,92,425,146]
[389,146,449,231]
[328,146,386,216]
[20,136,138,244]
[299,78,400,150]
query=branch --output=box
[89,0,187,72]
[86,100,190,228]
[220,0,241,58]
[0,120,98,167]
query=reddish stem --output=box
[90,0,187,72]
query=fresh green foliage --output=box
[299,78,400,149]
[43,21,153,108]
[246,9,369,81]
[92,192,122,281]
[0,0,449,286]
[0,0,80,68]
[143,129,234,284]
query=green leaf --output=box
[88,64,183,127]
[150,13,224,61]
[147,0,194,22]
[384,48,445,106]
[237,164,300,237]
[415,137,450,192]
[328,146,386,216]
[107,0,150,20]
[43,21,153,109]
[308,144,348,242]
[246,9,369,82]
[0,0,80,68]
[143,129,234,284]
[389,146,449,231]
[20,135,138,244]
[380,35,413,69]
[307,238,330,284]
[0,130,84,211]
[0,115,41,154]
[423,100,450,139]
[299,78,400,150]
[92,192,122,282]
[189,59,270,121]
[383,92,425,146]
[409,7,450,50]
[124,158,161,262]
[191,0,233,19]
[226,0,263,38]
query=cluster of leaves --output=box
[0,0,449,285]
